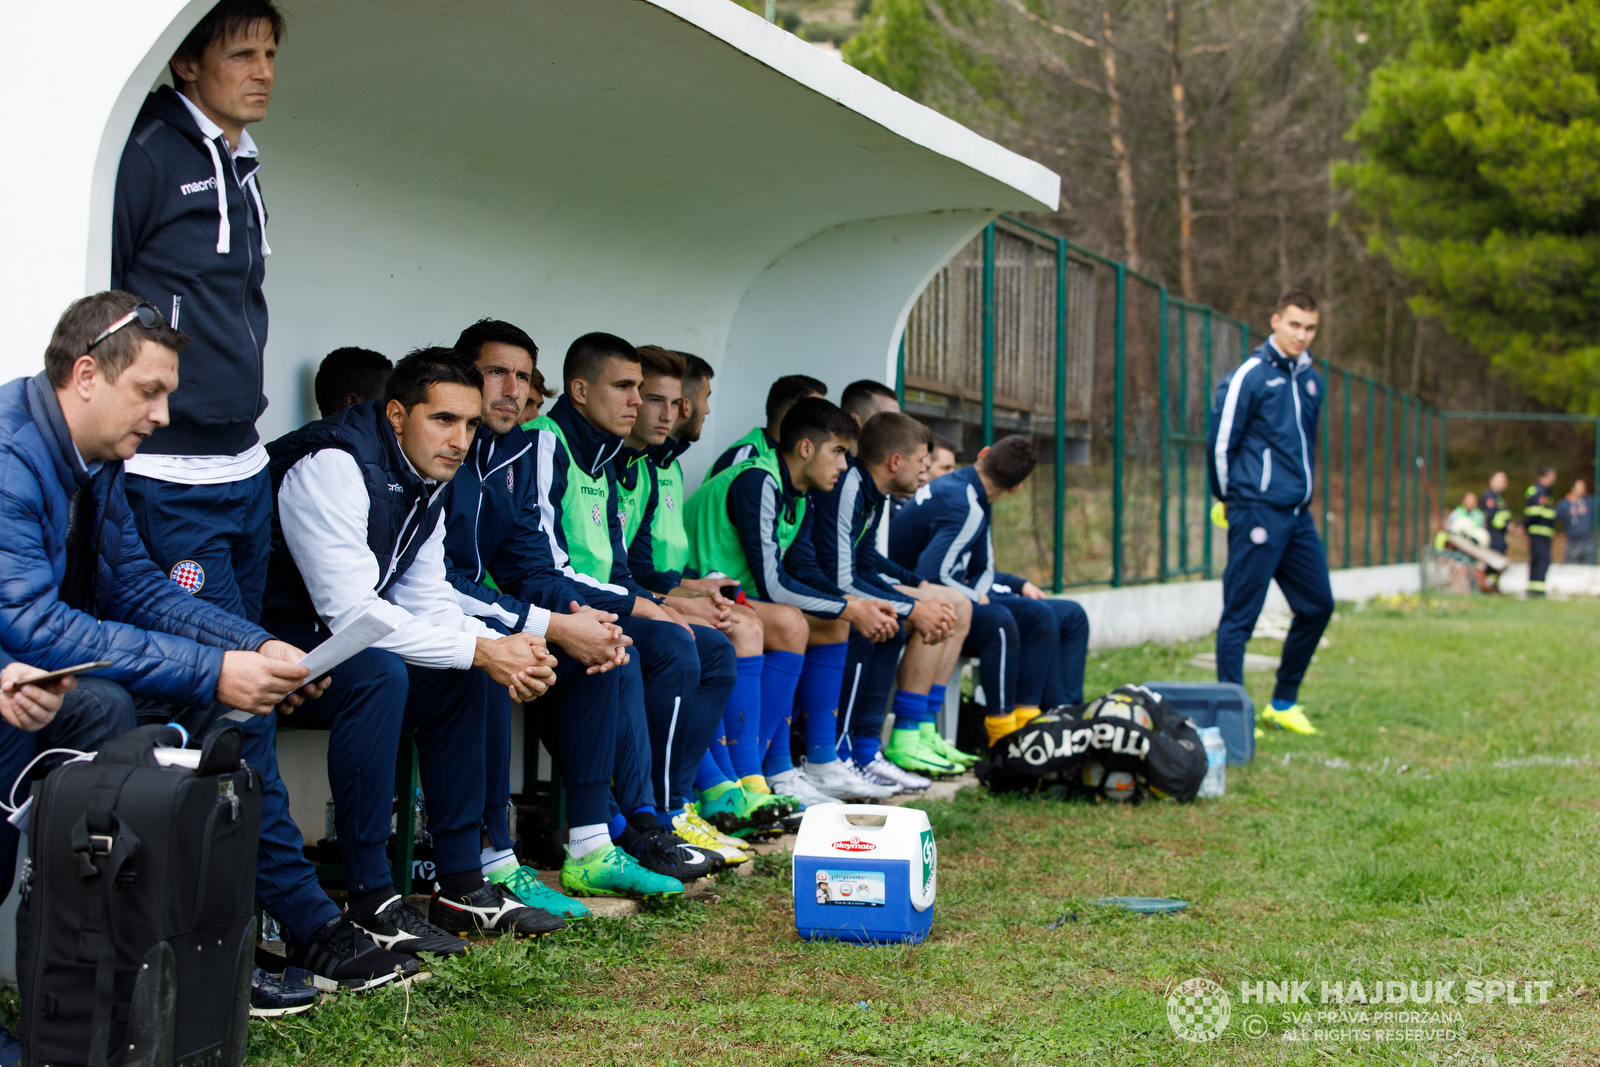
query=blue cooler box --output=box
[1141,681,1255,764]
[793,804,936,944]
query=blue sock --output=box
[800,643,849,765]
[927,684,948,729]
[852,734,882,767]
[759,650,805,776]
[709,724,739,783]
[608,813,628,840]
[891,689,926,732]
[1270,697,1297,711]
[726,655,765,779]
[694,750,731,794]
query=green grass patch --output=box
[250,595,1600,1064]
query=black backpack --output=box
[17,724,262,1067]
[977,685,1209,802]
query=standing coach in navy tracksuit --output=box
[1206,289,1333,736]
[112,1,283,622]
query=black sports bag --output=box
[978,685,1208,802]
[17,723,261,1067]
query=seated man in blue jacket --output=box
[0,291,418,1001]
[889,435,1090,747]
[442,319,691,900]
[1205,289,1332,735]
[264,348,567,946]
[811,411,972,781]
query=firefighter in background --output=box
[1482,471,1512,554]
[1523,465,1558,597]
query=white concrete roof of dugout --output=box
[1,0,1057,481]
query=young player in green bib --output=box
[612,347,780,855]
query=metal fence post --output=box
[1342,370,1351,569]
[1382,385,1394,564]
[1052,237,1067,593]
[1201,310,1214,580]
[1158,287,1170,583]
[1439,412,1448,524]
[895,333,905,404]
[1177,306,1189,575]
[982,221,995,448]
[1398,398,1409,560]
[1319,359,1331,546]
[1365,377,1374,567]
[1112,262,1126,588]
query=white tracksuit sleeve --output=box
[277,450,485,670]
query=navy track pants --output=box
[1216,503,1334,704]
[960,602,1021,714]
[838,627,907,754]
[271,622,488,896]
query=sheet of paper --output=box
[223,609,397,722]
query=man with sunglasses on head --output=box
[0,292,421,1017]
[112,0,284,630]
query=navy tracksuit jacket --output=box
[888,467,1089,711]
[114,87,276,626]
[1206,338,1334,702]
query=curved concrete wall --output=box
[2,0,1056,467]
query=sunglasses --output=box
[86,303,166,353]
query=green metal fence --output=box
[897,215,1471,591]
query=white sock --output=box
[568,824,611,859]
[480,847,517,876]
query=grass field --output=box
[248,594,1600,1065]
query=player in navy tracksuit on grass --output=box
[1205,289,1333,735]
[526,334,732,880]
[441,320,687,901]
[809,410,969,785]
[888,435,1090,748]
[686,398,903,808]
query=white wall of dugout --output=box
[0,0,1056,487]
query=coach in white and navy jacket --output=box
[1205,291,1334,734]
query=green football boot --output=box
[559,842,683,898]
[697,781,792,831]
[883,728,960,776]
[920,722,979,767]
[487,863,592,920]
[1261,703,1318,735]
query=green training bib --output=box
[685,450,804,596]
[528,415,616,579]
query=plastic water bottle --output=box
[323,799,337,843]
[1198,727,1227,798]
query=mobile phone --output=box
[720,584,740,600]
[9,661,113,686]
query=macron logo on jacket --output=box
[1206,340,1323,510]
[179,177,218,196]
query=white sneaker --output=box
[843,758,906,795]
[866,754,932,791]
[767,768,843,809]
[801,758,897,801]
